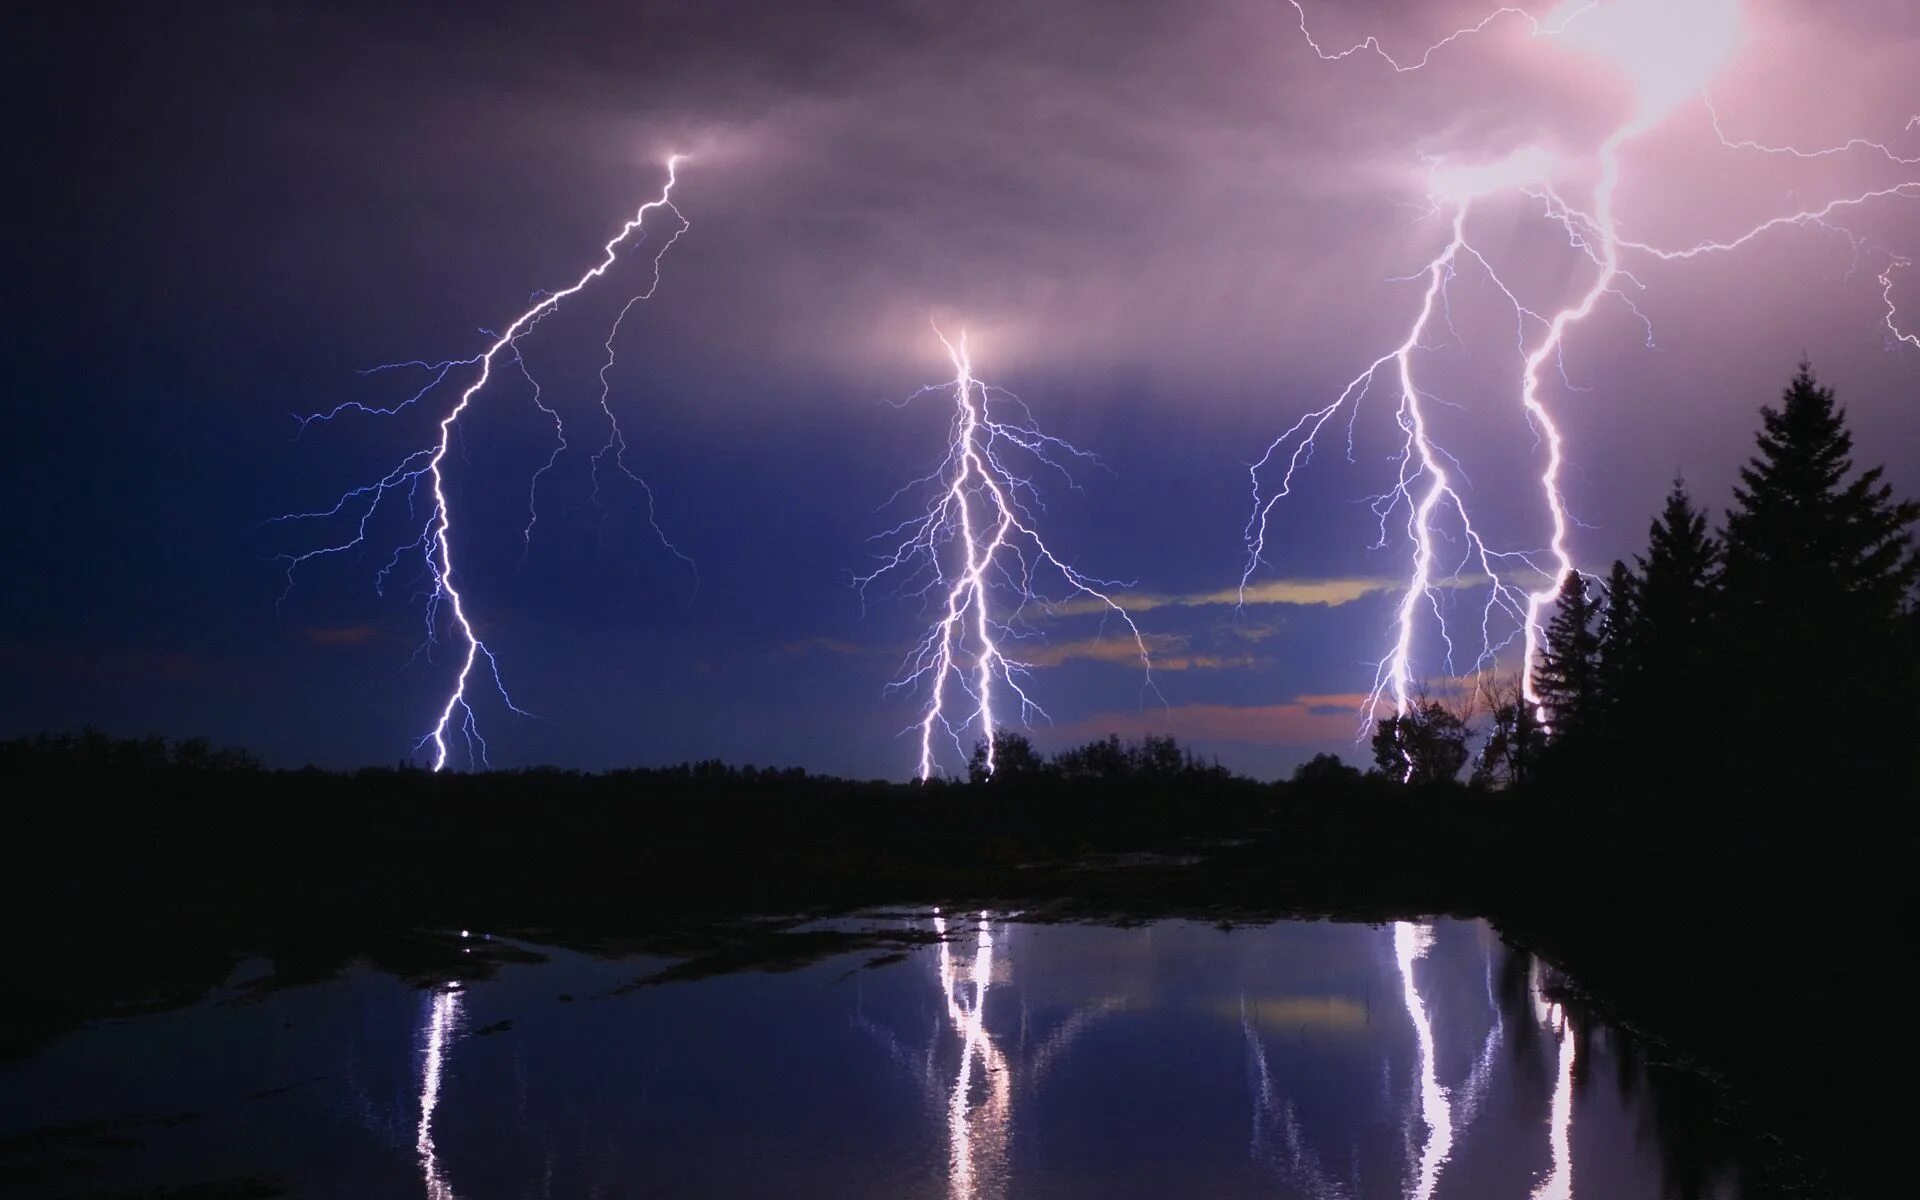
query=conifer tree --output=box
[1534,571,1604,740]
[1721,364,1918,779]
[1596,558,1640,723]
[1631,481,1723,716]
[1723,365,1917,627]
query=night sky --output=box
[6,1,1916,778]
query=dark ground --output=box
[1,753,1910,1198]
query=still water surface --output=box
[2,915,1739,1198]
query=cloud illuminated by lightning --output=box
[1250,2,1918,752]
[272,158,692,770]
[861,328,1155,780]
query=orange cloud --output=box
[1210,995,1370,1032]
[1292,692,1376,712]
[1048,577,1401,617]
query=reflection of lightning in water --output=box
[1024,994,1124,1085]
[1451,936,1507,1133]
[1242,995,1357,1200]
[417,985,464,1200]
[1529,960,1577,1200]
[860,331,1154,780]
[853,913,1121,1200]
[1243,926,1509,1198]
[935,910,1011,1200]
[1257,3,1919,733]
[273,159,691,770]
[1393,922,1454,1200]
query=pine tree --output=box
[1720,364,1919,780]
[1723,365,1917,628]
[1596,558,1641,722]
[1632,481,1722,705]
[1534,571,1604,739]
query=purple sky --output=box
[6,1,1916,777]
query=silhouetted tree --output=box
[1291,752,1362,788]
[1724,365,1917,622]
[1596,481,1724,775]
[967,731,1048,783]
[1052,733,1129,781]
[1720,364,1918,781]
[1636,481,1723,660]
[1132,733,1188,780]
[1595,559,1641,727]
[1473,675,1542,790]
[1049,733,1232,785]
[1371,696,1471,784]
[1533,571,1604,741]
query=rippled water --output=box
[0,915,1742,1198]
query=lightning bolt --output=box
[1252,3,1918,750]
[1286,0,1596,72]
[272,157,692,770]
[1885,257,1919,349]
[860,328,1155,781]
[859,911,1116,1200]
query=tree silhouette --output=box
[1724,365,1917,621]
[1051,733,1130,781]
[1720,364,1919,782]
[1534,572,1604,741]
[1473,675,1543,790]
[1371,695,1471,784]
[1596,559,1641,727]
[1291,752,1362,787]
[967,731,1047,783]
[1609,481,1725,774]
[1636,481,1722,669]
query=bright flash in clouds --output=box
[1251,1,1918,759]
[1547,0,1744,126]
[1427,147,1558,204]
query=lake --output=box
[0,913,1743,1198]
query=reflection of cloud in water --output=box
[1229,994,1371,1032]
[1243,994,1358,1199]
[416,985,463,1200]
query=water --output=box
[0,914,1741,1199]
